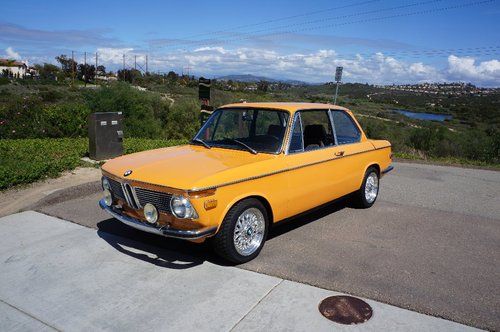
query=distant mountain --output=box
[216,74,307,85]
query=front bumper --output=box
[99,199,217,240]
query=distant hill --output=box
[217,74,307,85]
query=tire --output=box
[212,198,268,264]
[355,167,380,208]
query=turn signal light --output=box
[204,199,217,210]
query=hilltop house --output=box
[0,59,27,77]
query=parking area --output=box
[7,162,500,330]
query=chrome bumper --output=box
[382,165,394,175]
[98,199,217,240]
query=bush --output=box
[0,137,187,189]
[84,82,167,138]
[0,138,87,189]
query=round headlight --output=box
[143,203,158,224]
[102,177,111,190]
[103,189,113,207]
[170,195,198,219]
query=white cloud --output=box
[447,55,500,86]
[94,47,135,65]
[4,47,21,60]
[151,47,450,84]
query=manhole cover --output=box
[319,295,372,325]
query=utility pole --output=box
[95,52,98,83]
[145,55,148,74]
[122,54,125,71]
[71,50,75,87]
[84,51,87,86]
[134,55,137,70]
[333,66,343,105]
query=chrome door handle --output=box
[335,151,345,157]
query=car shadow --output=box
[268,195,354,239]
[96,195,357,268]
[96,218,230,269]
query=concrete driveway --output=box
[0,211,479,331]
[23,161,500,330]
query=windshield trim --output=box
[192,107,292,155]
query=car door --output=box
[330,109,375,195]
[284,109,349,217]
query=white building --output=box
[0,59,27,77]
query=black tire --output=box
[212,198,269,264]
[355,167,380,208]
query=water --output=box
[393,109,452,122]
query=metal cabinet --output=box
[88,112,124,160]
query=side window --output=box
[300,110,334,150]
[331,111,361,144]
[288,114,303,153]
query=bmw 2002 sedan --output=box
[99,102,393,263]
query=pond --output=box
[393,109,452,122]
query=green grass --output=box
[0,138,188,190]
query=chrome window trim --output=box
[285,109,338,155]
[328,109,339,146]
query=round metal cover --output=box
[319,295,372,325]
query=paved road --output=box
[34,162,500,330]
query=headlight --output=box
[103,189,113,206]
[143,203,158,224]
[170,195,198,219]
[102,177,111,190]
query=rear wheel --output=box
[212,198,268,264]
[355,167,379,208]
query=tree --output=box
[77,64,96,83]
[257,80,269,92]
[96,65,106,76]
[166,71,178,81]
[55,55,77,77]
[34,63,60,80]
[117,69,141,83]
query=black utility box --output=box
[88,112,124,160]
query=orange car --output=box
[99,102,392,263]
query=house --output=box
[0,59,27,77]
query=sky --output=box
[1,0,499,86]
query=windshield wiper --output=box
[191,138,211,149]
[230,139,257,154]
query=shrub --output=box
[0,137,187,189]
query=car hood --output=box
[101,144,277,190]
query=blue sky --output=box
[1,0,499,85]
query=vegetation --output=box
[0,63,498,189]
[0,138,187,189]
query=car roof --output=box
[218,102,350,114]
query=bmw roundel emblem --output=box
[124,170,132,177]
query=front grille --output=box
[108,178,125,200]
[135,187,173,213]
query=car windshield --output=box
[193,108,290,154]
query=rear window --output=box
[332,111,361,145]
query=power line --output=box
[158,0,496,50]
[163,0,382,45]
[165,0,448,49]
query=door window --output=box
[288,110,334,153]
[300,110,334,150]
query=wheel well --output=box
[236,195,274,225]
[367,163,380,176]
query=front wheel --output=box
[355,167,380,208]
[212,198,268,264]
